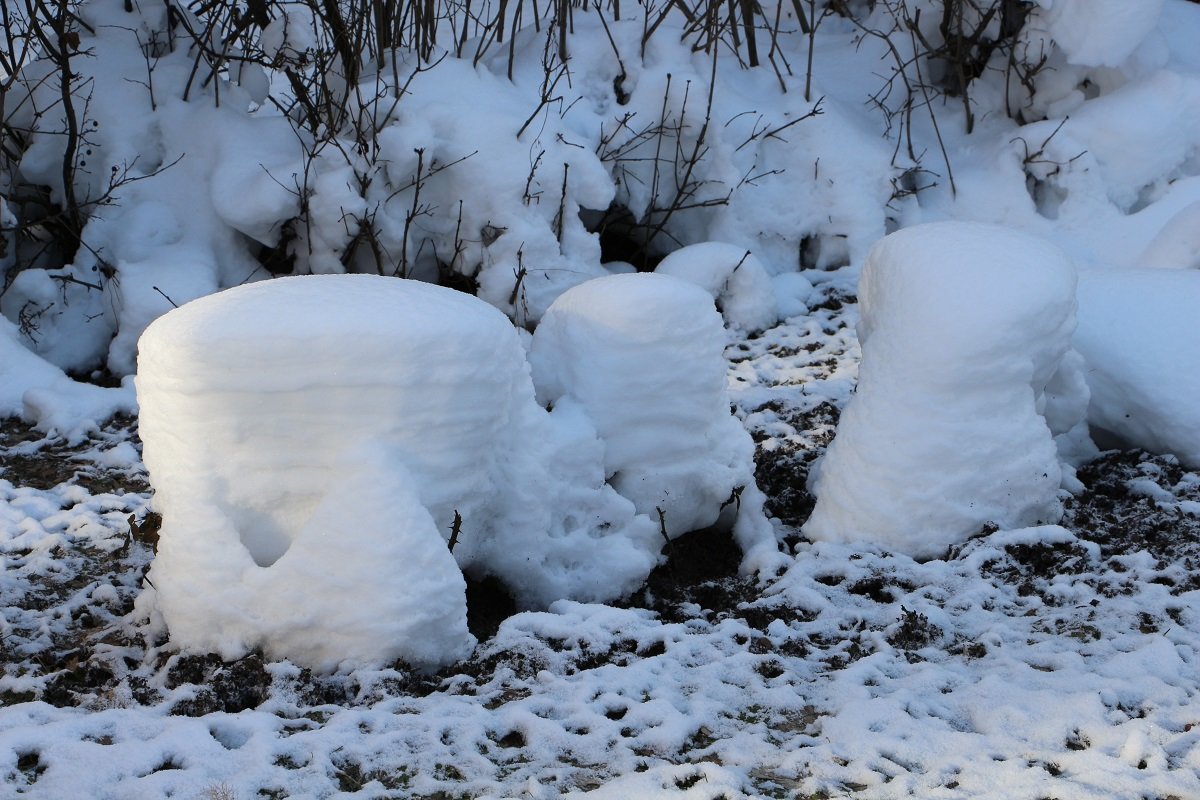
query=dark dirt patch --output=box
[465,573,519,642]
[974,536,1095,602]
[0,415,149,493]
[623,523,755,624]
[807,287,858,313]
[848,575,914,604]
[166,653,271,715]
[751,401,840,537]
[887,607,942,657]
[1065,451,1200,593]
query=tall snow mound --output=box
[529,273,779,570]
[137,275,667,668]
[1075,269,1200,467]
[654,243,779,333]
[804,222,1085,559]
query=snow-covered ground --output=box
[4,0,1200,796]
[3,288,1200,798]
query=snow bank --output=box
[530,273,777,568]
[804,222,1084,559]
[655,242,779,333]
[137,276,507,669]
[1075,268,1200,467]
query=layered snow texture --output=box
[136,277,507,670]
[530,274,772,563]
[1075,269,1200,468]
[654,242,779,333]
[1139,201,1200,268]
[804,222,1084,559]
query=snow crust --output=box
[1075,269,1200,467]
[804,222,1085,558]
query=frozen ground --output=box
[2,282,1199,799]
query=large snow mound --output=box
[1075,268,1200,467]
[529,273,777,569]
[804,222,1085,559]
[136,275,677,665]
[137,276,518,669]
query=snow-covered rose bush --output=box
[530,273,782,572]
[136,273,780,668]
[803,222,1089,559]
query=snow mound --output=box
[1075,268,1200,467]
[1138,201,1200,269]
[137,275,673,665]
[137,276,523,669]
[530,273,776,566]
[804,222,1084,559]
[0,316,135,442]
[1033,0,1167,68]
[655,242,779,333]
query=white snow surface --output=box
[5,0,1200,795]
[135,274,712,664]
[530,273,773,563]
[1075,268,1200,468]
[655,243,779,333]
[803,222,1085,559]
[0,316,135,442]
[1032,0,1167,68]
[3,284,1200,799]
[1139,201,1200,268]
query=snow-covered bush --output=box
[655,242,778,333]
[803,222,1087,559]
[136,275,722,666]
[1074,269,1200,468]
[136,277,511,669]
[1139,202,1200,269]
[529,273,778,571]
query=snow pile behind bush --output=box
[1075,269,1200,468]
[804,222,1087,559]
[0,317,135,441]
[654,242,779,333]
